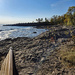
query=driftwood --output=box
[0,48,18,75]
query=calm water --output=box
[0,25,47,41]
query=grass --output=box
[60,46,75,67]
[72,36,75,44]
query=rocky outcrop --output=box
[0,25,75,75]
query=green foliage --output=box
[50,6,75,25]
[65,6,75,25]
[50,15,65,25]
[68,6,75,14]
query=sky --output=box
[0,0,75,24]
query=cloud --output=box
[51,0,71,7]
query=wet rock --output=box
[0,25,75,75]
[33,32,37,33]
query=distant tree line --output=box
[36,18,49,23]
[36,6,75,26]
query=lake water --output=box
[0,25,47,41]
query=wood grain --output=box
[0,49,13,75]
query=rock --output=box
[5,38,12,41]
[0,30,2,31]
[31,57,37,63]
[0,25,75,75]
[33,32,37,33]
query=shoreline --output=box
[0,25,75,75]
[3,22,53,27]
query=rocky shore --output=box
[0,25,75,75]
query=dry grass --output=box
[72,36,75,44]
[60,46,75,67]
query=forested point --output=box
[36,6,75,25]
[36,6,75,26]
[50,6,75,25]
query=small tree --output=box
[67,6,75,25]
[45,18,49,23]
[36,18,43,23]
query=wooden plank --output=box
[0,48,13,75]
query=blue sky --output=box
[0,0,75,24]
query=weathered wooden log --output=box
[0,48,18,75]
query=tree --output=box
[36,18,43,23]
[45,18,49,23]
[68,6,75,14]
[50,18,54,24]
[67,6,75,25]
